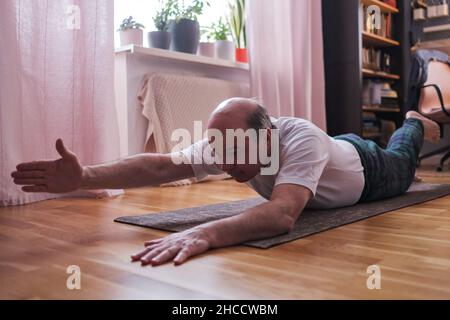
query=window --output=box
[114,0,230,48]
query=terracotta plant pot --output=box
[119,29,143,46]
[198,42,215,58]
[235,48,248,63]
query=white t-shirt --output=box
[180,117,365,209]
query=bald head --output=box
[208,98,272,132]
[204,98,278,182]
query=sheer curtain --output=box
[0,0,123,206]
[247,0,327,131]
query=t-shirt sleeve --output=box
[274,133,330,196]
[180,139,224,181]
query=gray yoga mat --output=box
[115,183,450,249]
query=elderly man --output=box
[11,98,440,266]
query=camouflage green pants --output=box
[335,118,424,203]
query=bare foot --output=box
[406,111,441,143]
[413,175,422,182]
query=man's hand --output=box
[130,184,312,267]
[11,139,83,193]
[131,228,212,266]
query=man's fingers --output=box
[173,247,192,266]
[140,246,169,265]
[174,241,209,266]
[55,139,76,160]
[21,185,48,193]
[131,244,167,262]
[130,247,152,261]
[11,170,45,179]
[151,247,180,266]
[142,243,163,252]
[14,178,46,185]
[144,239,163,247]
[16,161,51,171]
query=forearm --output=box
[198,200,296,248]
[81,153,193,190]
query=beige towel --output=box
[138,73,249,186]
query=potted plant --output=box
[117,16,145,46]
[209,17,235,61]
[198,27,215,57]
[149,0,173,49]
[169,0,210,54]
[228,0,248,62]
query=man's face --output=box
[207,113,268,183]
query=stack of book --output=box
[380,83,399,109]
[362,48,391,72]
[363,80,399,109]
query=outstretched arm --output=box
[132,183,312,266]
[11,139,194,193]
[81,152,193,190]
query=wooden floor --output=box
[1,166,450,299]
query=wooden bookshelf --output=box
[362,68,400,79]
[361,0,399,13]
[322,0,410,140]
[360,1,405,142]
[363,31,400,47]
[363,106,401,113]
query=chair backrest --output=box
[419,60,450,123]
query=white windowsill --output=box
[115,45,250,71]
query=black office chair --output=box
[414,58,450,171]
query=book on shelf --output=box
[363,6,393,39]
[383,0,397,8]
[363,80,399,108]
[362,47,392,72]
[363,111,378,120]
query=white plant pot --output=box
[427,5,437,18]
[215,40,235,61]
[436,3,449,17]
[119,29,143,46]
[413,8,426,21]
[198,42,215,58]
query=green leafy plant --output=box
[153,0,175,31]
[172,0,210,22]
[203,17,231,41]
[200,26,214,42]
[117,16,145,32]
[228,0,246,48]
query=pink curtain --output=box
[247,0,327,131]
[0,0,123,206]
